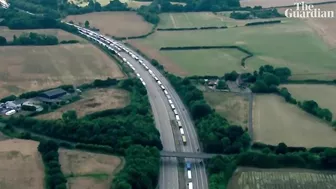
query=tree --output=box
[262,72,280,86]
[191,100,212,118]
[275,142,287,154]
[224,71,239,81]
[62,110,77,122]
[0,36,7,45]
[216,80,227,90]
[84,20,90,28]
[251,80,268,93]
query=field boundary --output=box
[113,23,158,40]
[156,20,281,30]
[157,26,228,31]
[159,45,254,67]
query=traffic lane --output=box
[120,52,179,189]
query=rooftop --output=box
[41,88,67,97]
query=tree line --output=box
[38,140,67,189]
[4,78,163,155]
[0,32,80,46]
[7,0,129,18]
[230,8,283,20]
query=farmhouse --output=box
[37,88,68,105]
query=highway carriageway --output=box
[160,151,219,159]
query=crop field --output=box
[253,94,336,147]
[240,0,336,8]
[64,12,153,37]
[59,149,123,189]
[0,27,85,42]
[36,88,130,119]
[0,139,44,189]
[132,18,336,78]
[227,167,336,189]
[282,84,336,118]
[204,92,248,128]
[0,44,125,98]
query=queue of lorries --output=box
[65,22,194,189]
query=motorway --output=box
[122,44,209,189]
[120,51,179,189]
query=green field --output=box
[158,12,276,28]
[162,48,248,75]
[282,84,336,118]
[135,19,336,78]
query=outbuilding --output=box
[39,88,67,99]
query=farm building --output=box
[37,88,68,105]
[39,88,67,99]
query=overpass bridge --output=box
[160,151,220,159]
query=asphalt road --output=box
[120,52,179,189]
[121,44,208,189]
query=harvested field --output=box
[59,148,123,189]
[241,0,336,8]
[253,94,336,147]
[228,167,336,189]
[0,27,85,42]
[204,92,248,128]
[282,84,336,118]
[0,44,125,98]
[133,19,336,78]
[36,88,130,119]
[64,12,153,37]
[0,139,44,189]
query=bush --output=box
[21,105,36,111]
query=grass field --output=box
[158,12,275,28]
[253,94,336,147]
[36,88,130,119]
[241,0,336,7]
[161,48,248,76]
[227,167,336,189]
[0,27,85,42]
[59,148,123,189]
[132,18,336,78]
[282,84,336,118]
[64,12,153,37]
[0,44,125,98]
[0,139,44,189]
[204,92,248,128]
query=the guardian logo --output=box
[285,2,334,18]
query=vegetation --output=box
[38,140,67,189]
[230,8,283,20]
[4,78,162,154]
[112,145,160,189]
